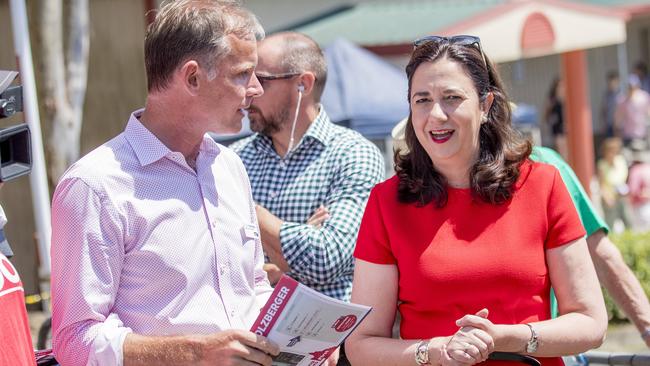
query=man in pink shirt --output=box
[50,1,279,365]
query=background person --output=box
[627,140,650,232]
[597,71,620,156]
[544,77,568,159]
[231,31,384,299]
[597,137,631,231]
[346,35,606,366]
[50,1,279,365]
[231,32,384,366]
[0,183,37,366]
[532,146,650,347]
[614,74,650,146]
[634,61,650,94]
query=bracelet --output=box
[415,339,432,365]
[641,328,650,340]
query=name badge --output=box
[242,223,260,241]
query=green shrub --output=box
[606,230,650,322]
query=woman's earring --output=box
[481,115,488,124]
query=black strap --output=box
[489,352,541,366]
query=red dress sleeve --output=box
[354,184,396,264]
[545,167,587,249]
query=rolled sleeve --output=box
[279,142,384,285]
[51,177,127,366]
[87,313,132,366]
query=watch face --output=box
[416,342,430,365]
[526,339,538,353]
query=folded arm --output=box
[257,143,384,284]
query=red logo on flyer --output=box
[332,314,357,332]
[309,346,337,365]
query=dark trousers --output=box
[337,343,352,366]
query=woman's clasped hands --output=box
[441,309,495,366]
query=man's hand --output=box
[307,205,330,228]
[124,330,279,366]
[195,329,280,366]
[263,263,284,285]
[325,347,340,366]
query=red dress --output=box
[354,161,585,366]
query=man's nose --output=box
[248,74,264,98]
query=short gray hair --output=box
[145,0,264,91]
[272,32,327,102]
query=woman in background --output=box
[544,77,568,159]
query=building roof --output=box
[293,0,633,62]
[294,1,500,47]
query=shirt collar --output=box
[302,106,331,146]
[125,109,221,166]
[252,105,332,155]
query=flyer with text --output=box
[251,275,372,366]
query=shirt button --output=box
[230,309,236,317]
[279,161,286,168]
[211,220,217,228]
[219,266,226,275]
[269,191,277,199]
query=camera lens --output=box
[0,99,16,118]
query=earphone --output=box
[285,83,304,159]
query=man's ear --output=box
[180,60,200,95]
[297,72,316,95]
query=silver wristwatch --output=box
[415,339,431,365]
[524,323,539,353]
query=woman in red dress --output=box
[345,36,606,366]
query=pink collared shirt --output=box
[51,109,272,366]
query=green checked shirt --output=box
[230,108,384,301]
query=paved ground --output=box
[28,310,649,354]
[596,323,649,354]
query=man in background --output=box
[231,32,383,302]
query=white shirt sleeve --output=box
[51,177,127,366]
[87,313,132,366]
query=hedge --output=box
[605,230,650,322]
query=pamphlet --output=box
[250,275,372,366]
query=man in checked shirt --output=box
[231,32,384,364]
[231,31,384,294]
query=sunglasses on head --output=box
[412,35,487,69]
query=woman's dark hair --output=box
[395,39,531,207]
[547,77,561,101]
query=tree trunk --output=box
[40,0,89,186]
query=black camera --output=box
[0,70,31,182]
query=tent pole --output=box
[9,0,52,309]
